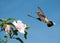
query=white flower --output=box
[12,20,26,34]
[4,25,10,34]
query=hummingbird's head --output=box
[47,21,54,27]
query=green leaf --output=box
[9,28,16,38]
[11,27,14,31]
[16,37,24,43]
[7,23,15,27]
[4,36,10,41]
[0,24,3,26]
[7,18,15,21]
[2,20,7,24]
[24,31,28,39]
[9,31,12,38]
[4,36,7,38]
[0,24,4,32]
[0,40,5,43]
[13,30,18,36]
[25,25,30,30]
[0,19,3,22]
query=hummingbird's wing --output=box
[37,7,46,21]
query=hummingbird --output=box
[28,7,55,27]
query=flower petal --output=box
[4,25,10,34]
[12,20,27,34]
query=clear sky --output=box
[0,0,60,43]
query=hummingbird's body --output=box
[28,7,55,27]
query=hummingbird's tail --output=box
[47,21,54,27]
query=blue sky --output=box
[0,0,60,43]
